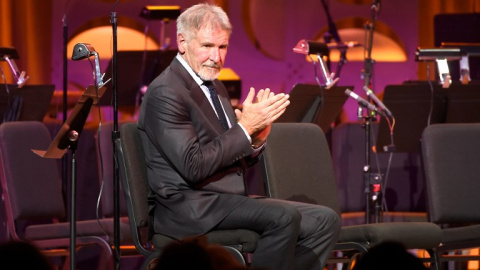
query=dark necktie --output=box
[204,81,229,130]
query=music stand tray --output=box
[32,85,106,158]
[276,84,349,132]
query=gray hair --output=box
[177,3,232,41]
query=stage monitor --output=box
[0,84,55,123]
[276,84,349,133]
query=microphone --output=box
[345,89,386,117]
[363,86,393,117]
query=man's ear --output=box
[177,33,186,54]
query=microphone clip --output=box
[364,86,393,118]
[345,88,386,118]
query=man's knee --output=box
[307,206,341,235]
[331,210,342,233]
[269,203,302,231]
[322,207,342,234]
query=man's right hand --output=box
[235,87,290,139]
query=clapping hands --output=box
[235,87,290,147]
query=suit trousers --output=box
[214,197,341,270]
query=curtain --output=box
[0,0,52,85]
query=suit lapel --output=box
[170,59,234,133]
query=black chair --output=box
[115,122,259,269]
[421,123,480,268]
[95,121,150,265]
[0,121,119,269]
[261,123,442,269]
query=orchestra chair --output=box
[115,122,259,270]
[0,121,120,269]
[421,123,480,269]
[95,121,152,266]
[261,123,442,269]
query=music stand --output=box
[0,84,54,123]
[376,83,480,153]
[444,84,480,123]
[276,84,349,132]
[32,85,106,269]
[376,84,446,153]
[100,50,176,108]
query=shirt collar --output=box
[176,53,204,87]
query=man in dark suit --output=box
[137,3,341,270]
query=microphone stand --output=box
[62,9,69,226]
[69,135,78,270]
[110,10,121,270]
[361,0,382,224]
[61,13,76,269]
[320,0,347,78]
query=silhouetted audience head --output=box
[0,241,53,270]
[154,236,247,270]
[353,241,428,270]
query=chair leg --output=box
[140,251,161,270]
[344,252,361,270]
[223,246,246,265]
[59,243,112,270]
[62,256,70,270]
[96,244,113,270]
[427,249,440,270]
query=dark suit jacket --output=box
[138,57,258,239]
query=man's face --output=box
[178,25,229,81]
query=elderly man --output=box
[137,3,341,270]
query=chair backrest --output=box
[95,121,127,217]
[421,123,480,224]
[118,123,260,261]
[116,122,151,255]
[262,123,341,215]
[0,121,65,239]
